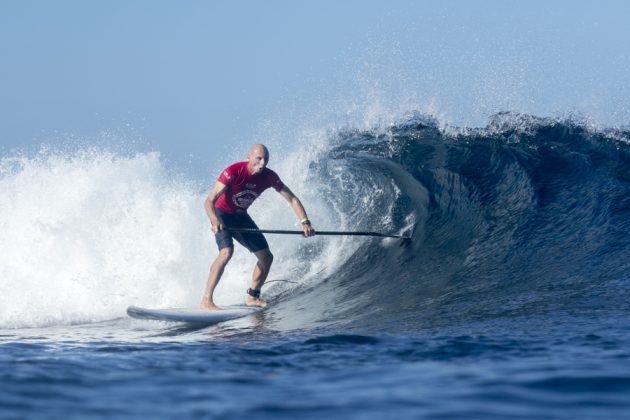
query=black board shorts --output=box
[214,208,269,253]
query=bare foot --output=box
[199,301,221,311]
[245,296,267,308]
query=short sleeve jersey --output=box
[214,161,284,214]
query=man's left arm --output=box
[278,186,315,237]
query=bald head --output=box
[248,144,269,158]
[247,144,270,175]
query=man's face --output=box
[248,147,269,174]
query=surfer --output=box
[200,144,315,310]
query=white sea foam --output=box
[0,150,203,327]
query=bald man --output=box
[201,144,315,310]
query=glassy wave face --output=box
[275,112,630,333]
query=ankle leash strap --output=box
[247,288,261,299]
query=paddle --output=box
[224,227,411,241]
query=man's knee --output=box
[257,249,273,268]
[217,247,233,265]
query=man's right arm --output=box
[204,181,227,233]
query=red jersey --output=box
[214,161,284,213]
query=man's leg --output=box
[200,247,233,310]
[246,248,273,307]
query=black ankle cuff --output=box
[247,288,261,299]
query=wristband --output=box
[301,218,311,225]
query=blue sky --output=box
[1,0,629,176]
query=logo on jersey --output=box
[223,170,231,180]
[232,190,259,209]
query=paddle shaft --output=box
[224,227,410,240]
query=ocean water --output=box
[1,113,630,419]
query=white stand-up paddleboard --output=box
[127,305,262,324]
